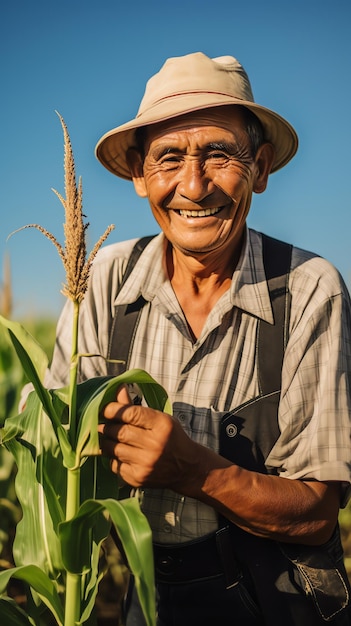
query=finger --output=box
[100,421,154,450]
[99,434,119,459]
[110,458,120,475]
[98,421,125,442]
[102,401,126,421]
[99,436,141,471]
[117,384,132,404]
[102,399,169,433]
[101,386,133,421]
[109,457,142,488]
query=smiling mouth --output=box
[178,207,223,218]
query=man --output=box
[49,53,351,625]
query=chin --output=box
[174,241,223,256]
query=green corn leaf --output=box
[58,501,110,625]
[0,315,48,383]
[0,316,74,467]
[104,497,156,626]
[75,369,171,461]
[0,597,35,625]
[79,453,120,503]
[59,500,111,574]
[59,497,155,626]
[0,325,24,426]
[0,565,64,626]
[112,368,171,414]
[2,392,65,575]
[79,531,108,625]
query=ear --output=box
[126,148,148,198]
[252,143,275,194]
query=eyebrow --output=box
[150,140,242,160]
[205,141,240,153]
[151,146,183,159]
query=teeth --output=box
[179,207,221,217]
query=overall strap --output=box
[107,235,155,376]
[220,234,292,472]
[107,232,293,389]
[258,234,292,395]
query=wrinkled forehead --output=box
[141,105,248,147]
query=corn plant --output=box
[0,113,167,626]
[0,257,25,564]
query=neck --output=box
[166,231,245,284]
[166,234,245,340]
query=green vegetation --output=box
[340,504,351,583]
[0,317,127,625]
[0,114,159,626]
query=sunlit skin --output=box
[130,108,268,258]
[98,108,341,545]
[127,107,274,338]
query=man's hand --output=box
[98,387,341,545]
[98,386,206,492]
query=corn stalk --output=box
[0,115,167,625]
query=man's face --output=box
[129,107,273,258]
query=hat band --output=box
[137,90,247,117]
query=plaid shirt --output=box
[48,228,351,543]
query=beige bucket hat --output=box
[95,52,298,180]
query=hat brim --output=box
[95,95,298,180]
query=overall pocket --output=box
[279,526,350,621]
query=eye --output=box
[161,154,181,162]
[206,150,229,163]
[158,153,183,169]
[208,151,227,159]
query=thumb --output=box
[116,384,133,405]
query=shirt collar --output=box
[115,229,274,324]
[230,228,274,324]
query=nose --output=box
[177,159,212,203]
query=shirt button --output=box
[226,423,238,438]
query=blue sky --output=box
[1,0,350,319]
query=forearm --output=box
[100,401,341,545]
[176,444,340,545]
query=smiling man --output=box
[49,53,351,625]
[126,106,274,342]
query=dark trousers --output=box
[125,573,351,626]
[125,573,264,626]
[125,528,263,625]
[124,524,351,626]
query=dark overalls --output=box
[108,235,351,626]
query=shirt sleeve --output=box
[267,253,351,505]
[47,240,136,388]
